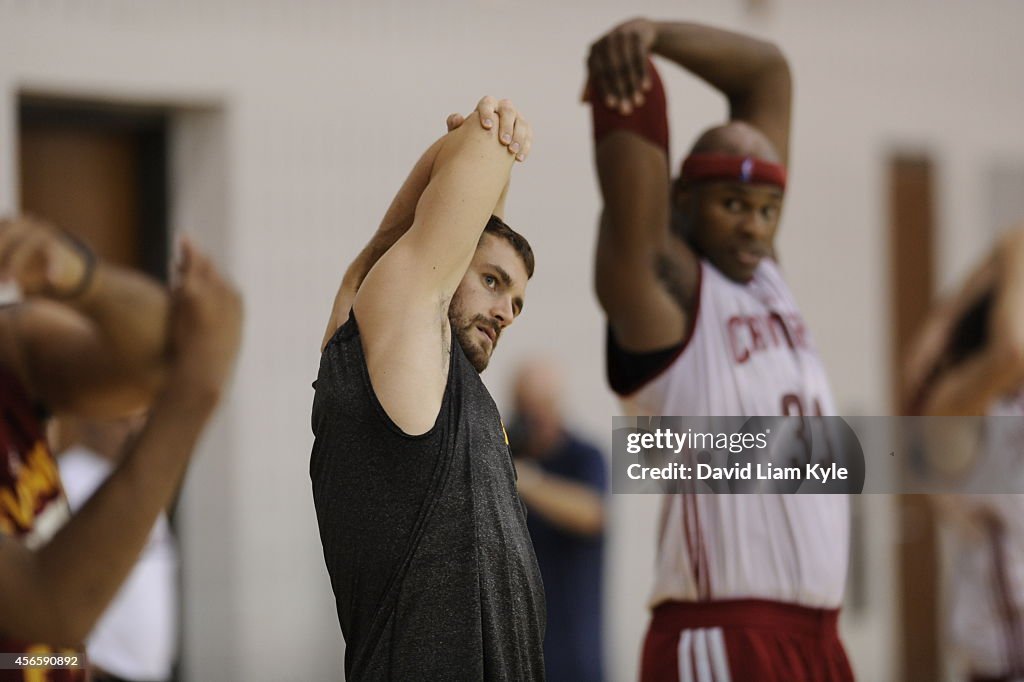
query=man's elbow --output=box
[759,41,790,78]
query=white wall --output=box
[3,1,1024,680]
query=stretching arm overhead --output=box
[904,250,998,408]
[321,135,445,351]
[589,18,792,164]
[593,131,692,352]
[0,241,241,645]
[587,19,792,354]
[587,21,695,353]
[0,216,170,418]
[321,103,523,350]
[350,97,531,434]
[650,21,791,164]
[914,227,1024,416]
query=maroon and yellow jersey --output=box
[0,365,84,682]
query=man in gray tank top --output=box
[312,96,545,681]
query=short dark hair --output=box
[481,215,535,279]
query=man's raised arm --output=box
[351,97,529,435]
[321,103,523,351]
[591,18,792,164]
[0,216,169,417]
[914,227,1024,416]
[320,135,445,351]
[653,21,791,163]
[587,21,693,353]
[0,240,242,645]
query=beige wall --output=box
[3,1,1023,680]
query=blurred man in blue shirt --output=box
[510,358,607,682]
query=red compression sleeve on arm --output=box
[588,59,669,155]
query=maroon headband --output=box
[680,153,787,190]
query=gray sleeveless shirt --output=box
[311,314,545,681]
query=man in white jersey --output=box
[907,226,1024,682]
[585,18,853,681]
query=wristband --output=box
[588,59,669,155]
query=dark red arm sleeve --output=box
[587,59,669,155]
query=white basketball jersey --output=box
[946,391,1024,677]
[620,258,849,608]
